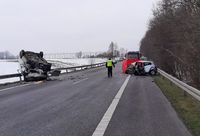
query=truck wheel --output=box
[20,50,25,58]
[39,51,44,58]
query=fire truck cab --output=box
[122,51,141,73]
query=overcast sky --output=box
[0,0,160,55]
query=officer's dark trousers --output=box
[107,67,113,77]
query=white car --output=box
[126,60,157,75]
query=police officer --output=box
[106,58,115,77]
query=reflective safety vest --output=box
[107,60,113,67]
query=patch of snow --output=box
[0,77,20,84]
[0,61,19,75]
[0,61,20,84]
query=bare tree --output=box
[140,0,200,89]
[75,51,82,58]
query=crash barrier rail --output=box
[56,62,106,73]
[0,62,106,82]
[0,73,22,80]
[158,69,200,102]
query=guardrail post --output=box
[184,91,187,97]
[170,81,173,86]
[162,75,164,80]
[19,76,22,83]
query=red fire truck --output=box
[122,51,141,73]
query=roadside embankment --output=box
[154,75,200,136]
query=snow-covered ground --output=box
[0,61,19,75]
[0,61,20,84]
[0,58,106,84]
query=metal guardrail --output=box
[0,73,22,80]
[158,69,200,101]
[56,62,106,72]
[0,62,106,81]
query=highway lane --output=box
[0,64,128,136]
[104,76,192,136]
[0,64,192,136]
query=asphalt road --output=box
[0,64,192,136]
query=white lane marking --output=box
[92,75,131,136]
[0,84,31,92]
[73,78,89,85]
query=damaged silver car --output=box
[19,50,55,81]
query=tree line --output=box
[0,51,16,59]
[140,0,200,89]
[75,42,127,58]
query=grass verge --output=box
[154,75,200,136]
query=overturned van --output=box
[19,50,52,81]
